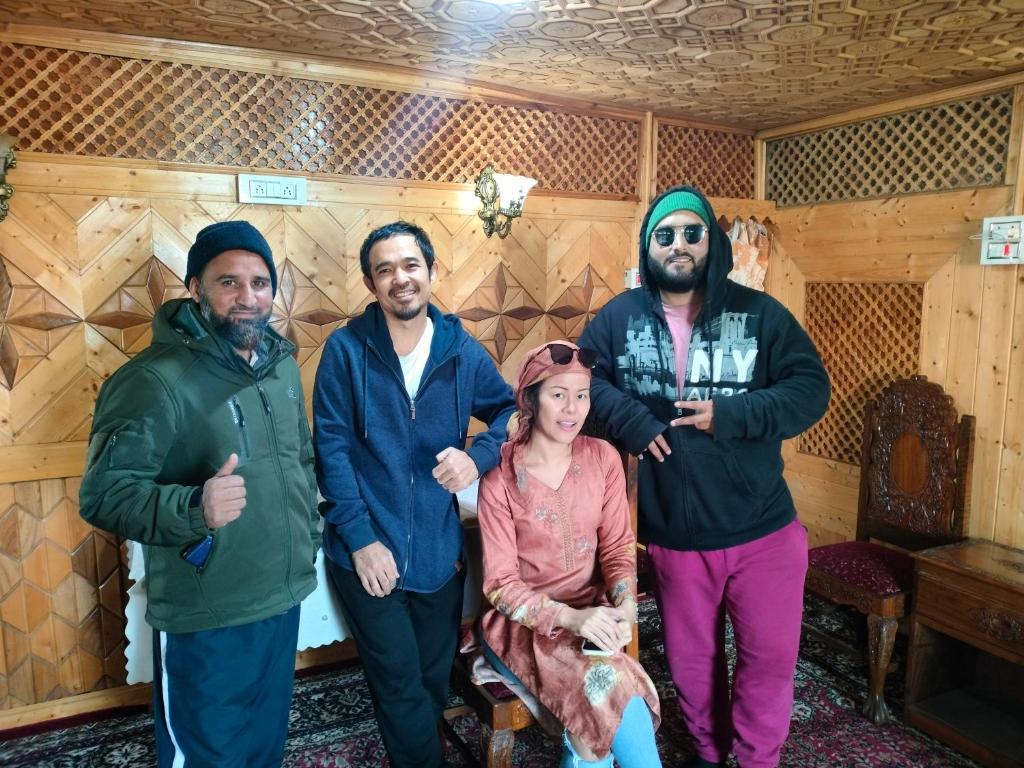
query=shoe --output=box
[683,758,724,768]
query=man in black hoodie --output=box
[579,187,829,768]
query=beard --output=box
[647,251,709,294]
[198,288,271,352]
[391,303,425,321]
[387,287,427,321]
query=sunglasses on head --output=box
[651,224,707,247]
[546,343,597,367]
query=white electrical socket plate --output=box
[237,174,308,206]
[980,215,1024,265]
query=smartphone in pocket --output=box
[180,534,215,571]
[581,639,614,657]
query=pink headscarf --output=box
[507,340,592,445]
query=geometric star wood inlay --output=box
[548,265,616,341]
[0,258,82,389]
[86,258,189,356]
[270,260,347,366]
[456,264,543,364]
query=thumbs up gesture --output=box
[201,454,246,529]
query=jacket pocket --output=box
[676,435,758,537]
[84,426,139,471]
[84,429,117,472]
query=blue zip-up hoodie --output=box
[313,302,515,592]
[580,186,830,551]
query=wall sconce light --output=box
[474,164,537,238]
[0,133,16,223]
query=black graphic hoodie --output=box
[579,186,830,551]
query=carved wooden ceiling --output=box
[1,1,1024,130]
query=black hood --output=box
[637,185,734,317]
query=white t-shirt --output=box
[398,318,434,397]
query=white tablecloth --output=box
[124,483,481,683]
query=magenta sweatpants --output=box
[647,519,807,768]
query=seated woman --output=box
[477,340,662,768]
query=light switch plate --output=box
[980,215,1024,265]
[237,174,307,206]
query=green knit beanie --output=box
[644,190,710,244]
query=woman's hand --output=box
[558,605,632,653]
[614,594,638,625]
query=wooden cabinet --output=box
[906,540,1024,767]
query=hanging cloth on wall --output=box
[725,216,771,292]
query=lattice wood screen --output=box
[765,91,1012,207]
[656,124,754,198]
[0,42,640,196]
[799,282,923,465]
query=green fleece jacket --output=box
[79,299,318,633]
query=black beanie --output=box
[185,220,277,296]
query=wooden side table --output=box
[906,539,1024,767]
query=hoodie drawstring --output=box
[362,345,368,439]
[455,355,463,442]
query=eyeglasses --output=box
[546,343,597,367]
[651,224,707,247]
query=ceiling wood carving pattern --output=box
[0,42,644,196]
[766,90,1013,206]
[2,1,1023,128]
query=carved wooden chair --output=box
[447,447,640,768]
[805,375,974,724]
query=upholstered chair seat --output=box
[808,541,914,596]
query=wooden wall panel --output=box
[765,91,1014,207]
[0,478,129,708]
[799,282,923,465]
[0,157,640,711]
[654,120,755,199]
[0,41,643,198]
[771,187,1023,550]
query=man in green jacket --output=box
[80,220,319,768]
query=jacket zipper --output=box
[229,396,253,462]
[256,378,297,603]
[404,472,413,584]
[106,433,118,468]
[368,343,453,589]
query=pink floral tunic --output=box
[477,435,661,756]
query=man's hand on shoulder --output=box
[202,454,246,528]
[351,541,400,598]
[432,447,479,493]
[639,432,671,462]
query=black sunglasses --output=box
[546,343,597,367]
[652,224,707,247]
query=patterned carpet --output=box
[1,596,980,768]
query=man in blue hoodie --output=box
[313,220,515,767]
[580,187,830,768]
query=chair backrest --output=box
[856,375,974,551]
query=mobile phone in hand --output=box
[581,639,614,657]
